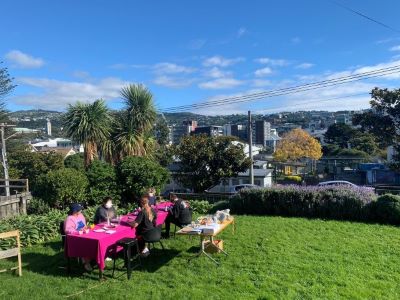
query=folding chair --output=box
[0,230,22,276]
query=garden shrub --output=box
[233,185,377,223]
[86,160,120,205]
[188,200,213,214]
[27,198,51,215]
[117,156,169,203]
[371,194,400,225]
[35,168,89,209]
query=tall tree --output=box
[360,87,400,169]
[0,62,16,100]
[324,123,357,148]
[174,135,251,192]
[64,99,113,167]
[114,84,157,159]
[274,128,322,162]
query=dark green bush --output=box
[231,185,378,223]
[86,160,120,205]
[27,198,51,215]
[35,168,89,209]
[117,156,169,203]
[371,194,400,225]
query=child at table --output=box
[130,195,157,257]
[64,203,92,272]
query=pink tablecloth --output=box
[65,202,172,270]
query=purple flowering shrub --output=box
[232,185,379,223]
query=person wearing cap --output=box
[94,196,117,224]
[64,203,92,272]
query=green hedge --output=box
[230,186,400,225]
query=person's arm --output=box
[172,202,181,219]
[131,211,144,228]
[64,216,76,234]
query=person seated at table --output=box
[147,187,157,206]
[164,193,192,238]
[94,196,117,224]
[130,195,157,257]
[64,203,92,272]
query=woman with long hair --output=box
[131,195,157,256]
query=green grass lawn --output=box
[1,216,400,300]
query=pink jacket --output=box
[64,213,86,234]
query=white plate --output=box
[93,229,105,233]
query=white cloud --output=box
[237,27,247,38]
[72,71,90,79]
[254,67,273,77]
[5,50,45,68]
[203,55,245,67]
[204,67,232,79]
[198,78,244,89]
[153,62,196,74]
[254,57,289,66]
[295,63,314,69]
[389,45,400,51]
[251,79,271,87]
[14,77,129,109]
[153,75,194,88]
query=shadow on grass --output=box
[23,240,182,280]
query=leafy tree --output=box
[35,168,89,209]
[351,133,379,154]
[8,151,64,187]
[116,156,169,202]
[352,111,395,148]
[0,62,16,100]
[64,153,85,171]
[85,160,119,205]
[324,123,357,148]
[174,135,251,192]
[352,88,400,169]
[154,116,170,146]
[274,128,322,162]
[113,84,157,159]
[154,145,174,167]
[64,99,113,167]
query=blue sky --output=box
[1,0,400,114]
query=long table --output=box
[65,202,171,274]
[177,217,235,265]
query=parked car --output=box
[162,188,192,198]
[228,184,259,194]
[318,180,375,192]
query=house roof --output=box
[238,169,273,177]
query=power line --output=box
[331,1,400,34]
[257,93,369,113]
[161,65,400,112]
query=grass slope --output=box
[1,216,400,300]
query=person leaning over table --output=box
[94,196,117,224]
[164,193,192,238]
[129,195,157,257]
[64,203,93,272]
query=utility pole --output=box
[248,111,254,185]
[1,123,15,197]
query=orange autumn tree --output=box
[274,128,322,162]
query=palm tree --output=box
[114,84,157,158]
[64,99,113,167]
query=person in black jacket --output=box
[164,193,192,238]
[94,197,117,224]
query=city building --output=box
[171,120,197,144]
[223,124,248,141]
[13,127,40,134]
[192,125,224,137]
[255,120,271,146]
[46,118,52,136]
